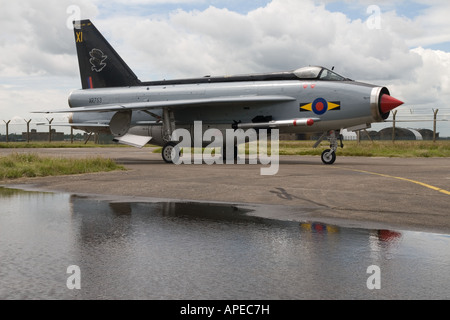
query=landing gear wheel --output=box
[162,142,178,163]
[321,149,336,165]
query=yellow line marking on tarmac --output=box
[341,168,450,196]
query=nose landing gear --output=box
[321,149,336,165]
[314,130,344,165]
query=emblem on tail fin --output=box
[89,48,107,72]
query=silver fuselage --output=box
[69,79,387,146]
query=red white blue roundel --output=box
[300,98,341,115]
[312,98,328,115]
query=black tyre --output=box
[321,149,336,165]
[162,142,178,163]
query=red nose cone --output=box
[380,94,404,114]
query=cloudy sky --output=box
[1,0,449,136]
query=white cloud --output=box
[397,47,450,105]
[0,79,75,132]
[382,1,450,49]
[98,0,205,4]
[0,0,98,77]
[104,0,421,83]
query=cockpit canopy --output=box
[293,66,350,81]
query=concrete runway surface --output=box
[1,147,449,233]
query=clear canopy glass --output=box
[293,66,347,81]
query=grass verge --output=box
[277,140,450,157]
[0,142,131,148]
[153,140,450,157]
[0,153,125,180]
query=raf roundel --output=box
[300,99,341,115]
[312,98,328,115]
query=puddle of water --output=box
[0,187,449,300]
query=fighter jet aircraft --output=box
[39,19,404,165]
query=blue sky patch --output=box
[324,0,430,21]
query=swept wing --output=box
[36,95,296,114]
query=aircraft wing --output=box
[34,95,296,114]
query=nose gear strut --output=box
[313,130,344,165]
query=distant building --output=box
[22,129,65,142]
[302,127,439,141]
[365,127,438,141]
[418,129,438,140]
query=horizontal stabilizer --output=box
[113,133,152,148]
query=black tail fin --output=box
[73,19,141,89]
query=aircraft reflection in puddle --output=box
[2,187,449,299]
[300,222,402,243]
[68,194,404,248]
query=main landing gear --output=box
[162,142,178,163]
[162,143,239,164]
[160,106,240,164]
[161,108,179,163]
[314,130,344,165]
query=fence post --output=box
[46,118,54,142]
[392,110,397,142]
[433,109,439,142]
[3,120,11,143]
[25,119,32,142]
